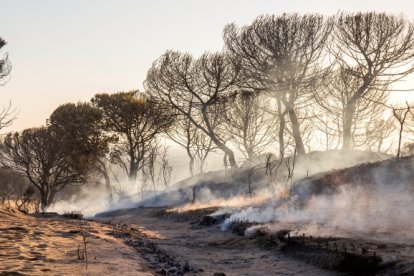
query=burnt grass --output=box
[170,157,414,274]
[206,217,385,274]
[276,233,383,274]
[113,207,394,274]
[94,157,414,275]
[163,209,413,275]
[95,205,414,275]
[138,150,393,208]
[293,156,414,203]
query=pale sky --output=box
[1,0,414,132]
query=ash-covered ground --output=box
[92,151,414,275]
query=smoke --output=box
[220,166,414,241]
[177,193,271,212]
[48,148,412,245]
[48,193,110,217]
[47,185,138,217]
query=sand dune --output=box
[0,206,152,275]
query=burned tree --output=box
[314,67,392,150]
[159,147,173,188]
[142,143,159,192]
[364,117,396,153]
[49,102,114,200]
[0,37,16,129]
[332,12,414,149]
[167,114,215,176]
[224,14,333,155]
[146,51,239,167]
[91,91,174,182]
[391,102,412,159]
[0,168,29,206]
[140,142,174,193]
[0,128,85,210]
[224,91,277,160]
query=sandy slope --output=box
[0,206,152,275]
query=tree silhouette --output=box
[146,51,239,167]
[224,14,333,155]
[332,12,414,148]
[49,102,114,200]
[0,128,85,210]
[92,91,174,182]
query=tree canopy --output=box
[91,91,174,181]
[49,102,114,199]
[0,128,85,209]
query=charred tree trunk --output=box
[184,130,196,176]
[288,110,305,155]
[96,159,113,202]
[397,123,404,159]
[40,186,55,212]
[246,148,255,161]
[223,145,236,167]
[393,103,411,159]
[200,151,209,174]
[103,170,112,202]
[342,75,372,149]
[128,151,141,184]
[277,98,286,158]
[186,146,195,176]
[282,99,305,155]
[201,106,236,167]
[127,135,138,182]
[129,164,138,183]
[342,101,357,149]
[40,192,48,212]
[242,126,255,160]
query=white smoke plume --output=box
[221,178,414,241]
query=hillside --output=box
[293,155,414,202]
[137,150,392,208]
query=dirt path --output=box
[0,206,153,275]
[98,208,339,276]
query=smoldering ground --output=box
[48,150,389,216]
[49,149,404,240]
[221,157,414,242]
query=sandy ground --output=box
[97,208,338,276]
[0,206,153,275]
